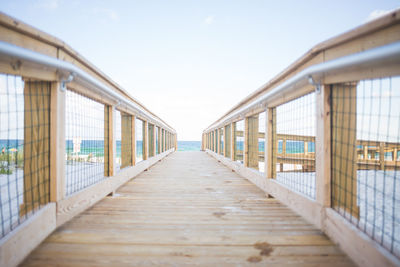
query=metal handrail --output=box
[0,41,176,134]
[204,41,400,133]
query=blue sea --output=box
[177,141,201,151]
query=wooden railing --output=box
[202,10,400,267]
[0,12,177,267]
[233,133,400,172]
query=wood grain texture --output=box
[331,83,359,218]
[22,152,354,267]
[21,81,51,215]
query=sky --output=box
[0,0,399,141]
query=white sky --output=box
[0,1,399,140]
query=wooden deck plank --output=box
[21,151,355,266]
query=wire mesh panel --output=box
[235,120,244,163]
[65,90,105,195]
[0,74,51,238]
[274,92,316,199]
[331,77,400,258]
[136,118,144,163]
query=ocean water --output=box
[177,141,201,151]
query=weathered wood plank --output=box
[22,152,354,267]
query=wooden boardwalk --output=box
[22,151,354,266]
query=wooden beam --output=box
[379,142,385,170]
[265,108,276,178]
[224,124,231,158]
[231,123,236,161]
[143,121,148,160]
[158,127,162,154]
[121,113,133,168]
[50,82,65,202]
[131,116,136,166]
[331,83,359,218]
[0,204,56,267]
[104,105,114,177]
[245,115,259,169]
[316,85,331,207]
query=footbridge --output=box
[0,10,399,267]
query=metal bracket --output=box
[10,60,22,71]
[308,75,321,94]
[60,73,75,92]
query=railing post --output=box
[245,115,259,169]
[154,127,157,154]
[143,121,148,160]
[175,133,177,151]
[131,116,136,165]
[379,142,385,170]
[158,127,162,153]
[224,125,230,158]
[104,105,114,177]
[163,129,166,152]
[217,129,221,154]
[316,85,331,207]
[231,123,236,161]
[265,107,276,178]
[50,82,66,202]
[121,113,133,168]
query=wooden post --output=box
[121,113,133,168]
[104,105,113,176]
[131,116,136,165]
[231,123,236,161]
[105,105,115,176]
[148,124,154,157]
[379,142,385,170]
[50,82,65,202]
[21,81,51,215]
[209,132,212,150]
[304,141,308,156]
[160,129,163,152]
[175,133,177,150]
[163,129,166,152]
[363,145,368,160]
[143,121,148,160]
[158,127,162,154]
[165,131,168,150]
[217,129,221,154]
[282,138,286,156]
[224,124,231,158]
[331,83,359,218]
[167,132,169,150]
[154,126,158,155]
[211,131,214,151]
[316,85,331,207]
[265,108,276,178]
[245,115,259,169]
[220,128,224,155]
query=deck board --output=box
[21,151,355,266]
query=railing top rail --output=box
[204,9,400,133]
[204,40,400,132]
[0,12,176,133]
